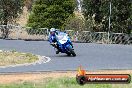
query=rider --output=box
[49,28,74,54]
[49,28,60,54]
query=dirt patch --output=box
[0,72,75,84]
[0,70,132,84]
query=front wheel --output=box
[66,52,71,56]
[68,46,76,57]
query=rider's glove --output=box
[50,42,57,48]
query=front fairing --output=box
[56,33,72,53]
[58,42,71,53]
[56,33,68,44]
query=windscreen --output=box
[57,33,67,40]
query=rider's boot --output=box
[56,44,60,54]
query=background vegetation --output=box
[27,0,76,29]
[0,0,131,36]
[0,0,24,38]
[82,0,132,33]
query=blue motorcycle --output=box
[51,32,76,57]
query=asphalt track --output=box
[0,40,132,72]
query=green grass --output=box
[0,82,34,88]
[0,77,131,88]
[0,50,38,66]
[44,77,111,88]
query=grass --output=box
[44,77,112,88]
[0,50,38,66]
[0,82,34,88]
[0,77,131,88]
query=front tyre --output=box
[66,52,71,56]
[68,46,76,57]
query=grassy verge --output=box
[0,50,38,66]
[0,77,131,88]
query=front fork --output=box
[66,44,73,52]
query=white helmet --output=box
[50,28,56,32]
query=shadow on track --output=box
[48,54,77,58]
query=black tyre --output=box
[68,46,76,57]
[66,52,71,56]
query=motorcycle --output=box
[51,32,76,57]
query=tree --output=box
[27,0,75,29]
[24,0,34,11]
[82,0,104,32]
[0,0,24,38]
[82,0,132,33]
[111,0,132,33]
[65,13,85,31]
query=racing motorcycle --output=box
[51,32,76,57]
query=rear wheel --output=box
[68,46,76,57]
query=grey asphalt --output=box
[0,39,132,72]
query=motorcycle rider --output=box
[49,28,60,54]
[49,28,74,54]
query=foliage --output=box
[24,0,34,11]
[0,0,24,24]
[64,15,85,31]
[27,0,75,29]
[82,0,132,33]
[0,0,24,38]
